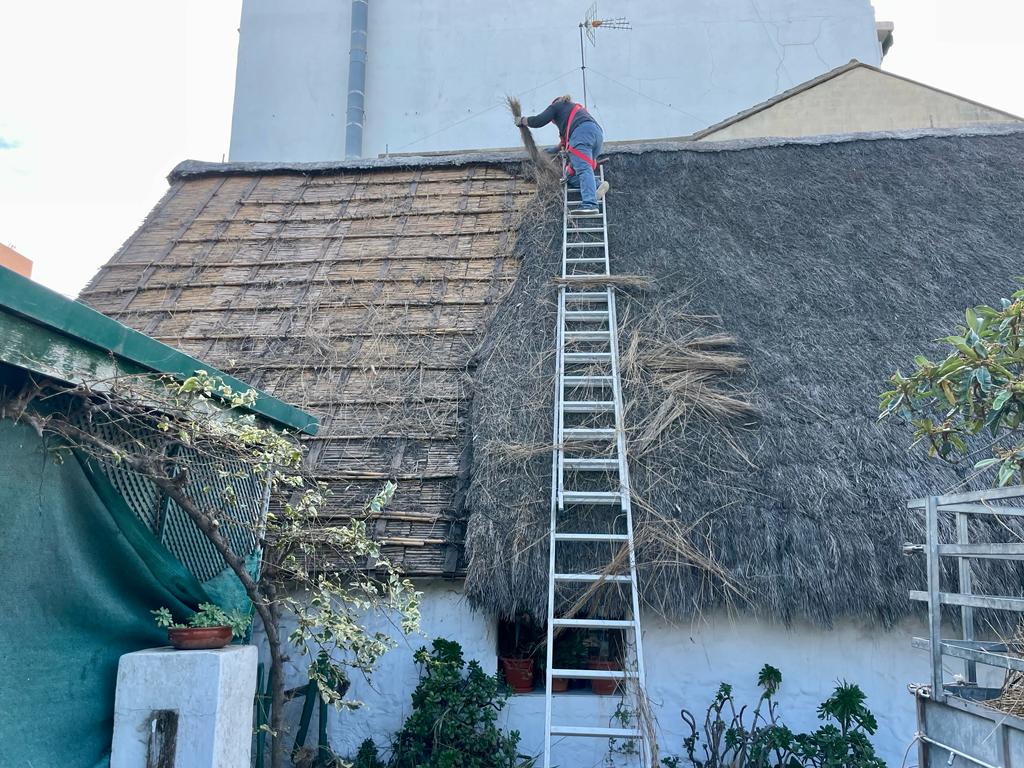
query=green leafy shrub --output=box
[352,738,385,768]
[675,665,885,768]
[880,289,1024,486]
[388,638,531,768]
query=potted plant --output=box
[499,615,538,693]
[586,628,621,695]
[547,630,588,692]
[152,603,251,650]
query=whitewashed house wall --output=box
[258,581,928,766]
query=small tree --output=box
[6,370,420,768]
[880,286,1024,486]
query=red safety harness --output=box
[561,103,598,177]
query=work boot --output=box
[573,205,600,216]
[597,180,610,200]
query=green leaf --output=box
[950,337,980,359]
[975,367,993,393]
[993,389,1013,411]
[974,458,1001,470]
[998,461,1016,487]
[966,307,980,333]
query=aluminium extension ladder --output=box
[543,166,650,767]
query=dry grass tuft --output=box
[507,95,560,187]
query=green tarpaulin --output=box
[0,418,212,767]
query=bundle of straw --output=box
[507,96,559,182]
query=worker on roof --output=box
[517,95,609,215]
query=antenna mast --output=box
[578,2,631,108]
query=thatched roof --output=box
[82,127,1024,625]
[464,126,1024,627]
[81,159,534,575]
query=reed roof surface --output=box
[80,162,533,575]
[464,128,1024,627]
[81,128,1024,625]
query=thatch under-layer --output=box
[464,127,1024,627]
[81,161,533,575]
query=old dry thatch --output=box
[464,127,1024,627]
[80,159,534,575]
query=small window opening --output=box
[496,614,625,694]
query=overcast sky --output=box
[1,0,1022,298]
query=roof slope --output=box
[690,60,1023,142]
[464,128,1024,626]
[81,162,533,575]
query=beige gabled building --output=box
[691,59,1022,142]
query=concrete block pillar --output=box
[110,645,258,768]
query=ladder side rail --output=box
[561,180,569,277]
[544,287,568,768]
[607,287,651,766]
[600,166,610,275]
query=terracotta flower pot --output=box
[587,658,620,695]
[550,676,569,693]
[500,657,535,693]
[167,626,233,650]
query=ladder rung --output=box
[562,490,621,505]
[554,532,628,542]
[566,242,605,248]
[568,211,603,218]
[563,375,612,386]
[565,257,606,264]
[550,725,641,739]
[562,400,614,413]
[563,427,616,440]
[559,277,613,286]
[551,618,635,629]
[564,331,611,342]
[563,457,619,471]
[568,227,605,233]
[564,311,608,321]
[563,292,609,301]
[553,573,631,583]
[550,667,632,679]
[563,352,612,363]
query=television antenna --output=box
[578,2,631,107]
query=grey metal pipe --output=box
[344,0,368,158]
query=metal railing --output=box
[906,487,1024,768]
[907,486,1024,700]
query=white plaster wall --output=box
[502,613,930,767]
[229,0,353,162]
[229,0,883,161]
[257,581,931,766]
[700,66,1022,142]
[252,580,495,761]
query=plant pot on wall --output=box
[500,657,535,693]
[587,658,620,695]
[167,626,233,650]
[550,675,569,693]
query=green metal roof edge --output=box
[0,268,318,435]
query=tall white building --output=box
[229,0,890,161]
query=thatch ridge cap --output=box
[169,123,1024,182]
[168,150,530,182]
[606,121,1024,155]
